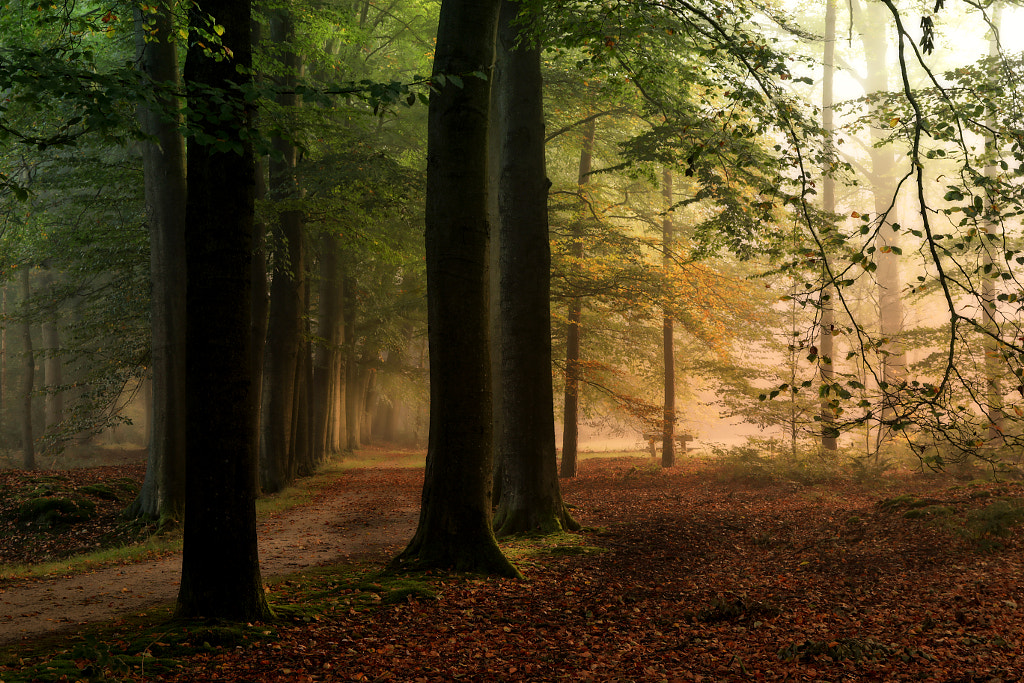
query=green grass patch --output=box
[500,530,605,566]
[0,532,184,582]
[0,559,438,681]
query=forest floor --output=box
[1,450,1024,681]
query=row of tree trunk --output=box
[128,0,403,525]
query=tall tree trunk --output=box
[251,156,270,493]
[312,234,343,461]
[861,0,906,446]
[819,0,838,451]
[492,0,577,535]
[389,0,518,577]
[983,7,1004,445]
[176,0,271,621]
[128,1,187,524]
[40,271,62,434]
[20,267,35,470]
[342,269,360,451]
[559,117,596,479]
[661,169,676,468]
[259,3,306,494]
[1,286,7,431]
[293,305,314,474]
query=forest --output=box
[2,0,1024,678]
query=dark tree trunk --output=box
[40,272,62,434]
[661,169,676,468]
[251,156,270,492]
[492,0,577,535]
[389,0,518,577]
[1,286,7,430]
[128,2,188,524]
[176,0,271,621]
[293,309,314,475]
[342,270,360,451]
[258,4,306,494]
[20,267,34,470]
[311,235,343,462]
[559,117,596,479]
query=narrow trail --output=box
[0,466,422,644]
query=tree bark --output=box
[176,0,271,621]
[861,0,906,446]
[661,169,676,467]
[559,118,596,479]
[128,1,187,525]
[259,3,306,494]
[20,267,35,470]
[389,0,519,577]
[982,8,1004,445]
[40,271,62,434]
[819,0,838,451]
[312,234,343,461]
[342,269,360,451]
[492,0,577,535]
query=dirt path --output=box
[0,467,422,644]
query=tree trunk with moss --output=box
[389,0,519,577]
[492,0,577,536]
[127,1,187,525]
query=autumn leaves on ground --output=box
[2,451,1023,682]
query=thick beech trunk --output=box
[176,0,271,620]
[390,0,519,577]
[559,118,596,479]
[128,2,187,524]
[492,0,577,535]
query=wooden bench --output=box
[642,432,694,457]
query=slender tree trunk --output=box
[251,156,270,493]
[861,0,906,447]
[983,7,1004,445]
[259,3,306,493]
[819,0,838,451]
[343,270,360,451]
[312,234,343,460]
[492,0,577,535]
[20,267,34,470]
[389,0,519,577]
[176,0,271,620]
[661,169,676,467]
[128,1,187,524]
[361,366,377,444]
[40,272,62,433]
[559,117,596,479]
[1,286,7,430]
